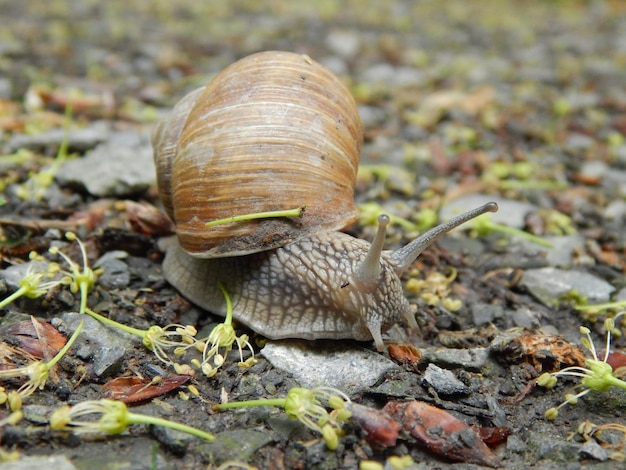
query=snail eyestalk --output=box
[390,202,498,274]
[205,206,305,227]
[355,214,389,286]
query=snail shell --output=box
[152,51,363,258]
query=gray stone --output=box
[95,256,130,290]
[529,432,582,462]
[197,429,274,464]
[56,131,154,197]
[7,122,109,153]
[419,347,490,372]
[56,312,137,377]
[471,303,504,325]
[521,267,615,306]
[0,455,77,470]
[261,340,400,395]
[579,439,610,462]
[422,363,471,396]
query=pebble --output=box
[422,364,471,396]
[6,122,109,154]
[540,235,586,267]
[0,455,78,470]
[579,439,610,462]
[418,347,490,372]
[197,429,274,464]
[95,251,131,290]
[56,311,137,377]
[56,131,155,197]
[325,30,360,59]
[520,267,615,306]
[471,303,504,326]
[261,340,400,395]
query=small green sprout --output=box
[16,101,74,201]
[0,320,83,400]
[214,387,351,450]
[205,206,304,227]
[537,209,576,236]
[469,212,553,248]
[0,254,63,309]
[50,398,214,441]
[195,282,256,378]
[49,232,103,314]
[481,160,567,191]
[538,314,626,419]
[576,300,626,321]
[405,267,462,310]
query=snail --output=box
[152,51,497,351]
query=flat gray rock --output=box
[261,340,399,395]
[521,267,615,306]
[56,131,154,197]
[0,455,77,470]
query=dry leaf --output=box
[383,400,500,467]
[102,375,191,404]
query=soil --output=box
[1,1,626,469]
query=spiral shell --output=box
[153,51,363,258]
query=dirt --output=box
[1,1,626,469]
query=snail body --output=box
[154,51,497,351]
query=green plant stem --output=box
[214,398,287,411]
[575,300,626,312]
[217,281,233,325]
[0,287,27,309]
[488,222,553,248]
[47,320,84,369]
[79,282,89,315]
[205,207,304,227]
[605,375,626,391]
[125,412,214,441]
[84,308,146,339]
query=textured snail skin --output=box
[162,231,413,351]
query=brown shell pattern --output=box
[152,51,363,258]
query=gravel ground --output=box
[1,1,626,469]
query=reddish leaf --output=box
[477,426,513,447]
[383,401,500,468]
[345,402,400,447]
[1,318,66,359]
[387,343,421,368]
[607,351,626,371]
[102,375,191,404]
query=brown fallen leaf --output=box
[387,343,421,369]
[345,402,400,447]
[383,400,500,468]
[1,318,67,359]
[477,426,513,448]
[102,375,192,404]
[490,330,586,372]
[607,351,626,379]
